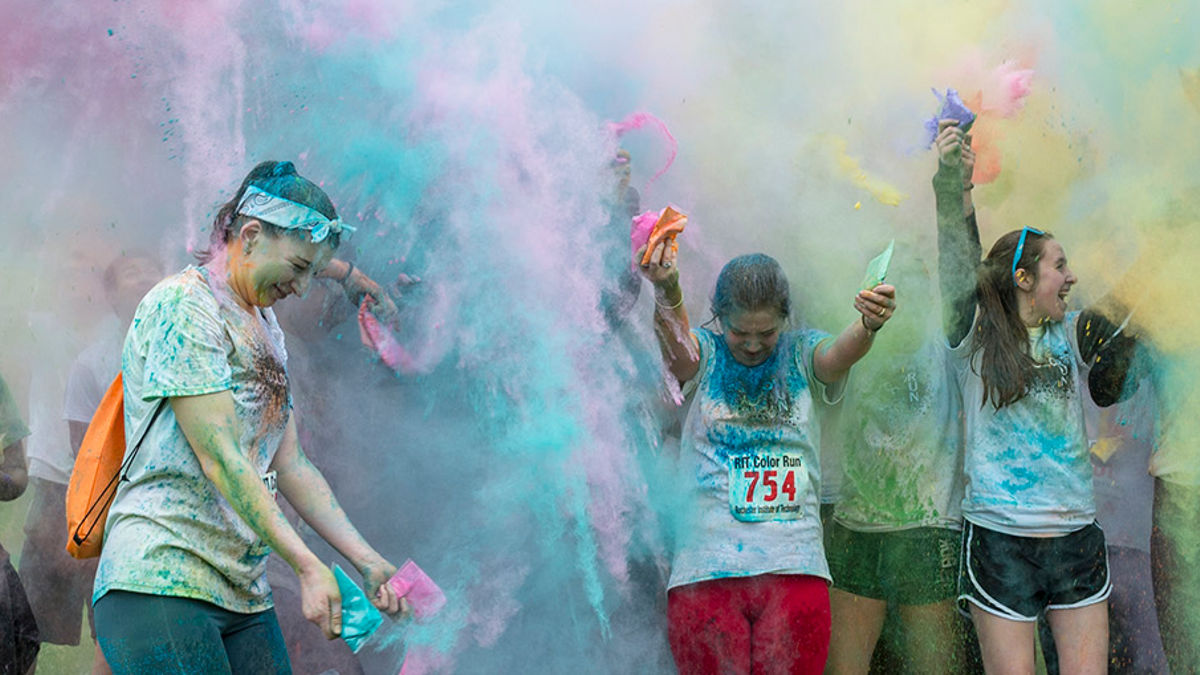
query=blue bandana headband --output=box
[236,185,354,243]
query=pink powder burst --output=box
[606,112,678,189]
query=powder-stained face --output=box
[1028,239,1076,323]
[722,308,785,367]
[233,223,335,309]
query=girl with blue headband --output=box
[932,120,1138,674]
[92,161,407,673]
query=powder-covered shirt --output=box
[668,327,842,590]
[834,338,964,532]
[0,375,30,451]
[94,266,291,613]
[953,312,1093,536]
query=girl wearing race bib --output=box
[93,161,407,673]
[932,120,1137,674]
[637,240,896,674]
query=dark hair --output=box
[195,160,340,263]
[970,228,1053,408]
[710,253,791,325]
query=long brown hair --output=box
[969,228,1053,408]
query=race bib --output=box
[728,451,809,522]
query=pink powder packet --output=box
[388,559,446,621]
[630,210,659,260]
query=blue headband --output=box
[1012,226,1045,282]
[235,185,354,243]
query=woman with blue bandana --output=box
[92,161,407,673]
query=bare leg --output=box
[898,599,958,675]
[91,642,113,675]
[969,604,1036,675]
[1044,602,1107,675]
[824,589,885,675]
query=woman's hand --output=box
[935,119,969,169]
[343,268,400,325]
[297,558,343,640]
[855,284,897,332]
[635,238,679,289]
[358,556,412,618]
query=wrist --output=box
[654,282,683,310]
[293,552,325,577]
[338,260,356,285]
[861,314,882,335]
[932,165,961,193]
[354,550,387,570]
[654,278,681,295]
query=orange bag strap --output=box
[70,398,167,547]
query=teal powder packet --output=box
[333,563,383,653]
[861,239,895,290]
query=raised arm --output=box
[320,258,407,326]
[933,120,982,348]
[171,392,344,639]
[272,414,403,615]
[637,239,701,386]
[812,284,897,384]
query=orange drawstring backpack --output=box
[65,373,164,559]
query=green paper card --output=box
[861,240,894,290]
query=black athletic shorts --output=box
[958,520,1110,621]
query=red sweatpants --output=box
[667,574,831,675]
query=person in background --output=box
[0,372,39,674]
[18,253,161,675]
[825,140,977,675]
[600,148,644,325]
[1085,369,1166,672]
[1148,346,1200,672]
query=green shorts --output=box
[826,521,959,605]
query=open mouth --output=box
[1056,288,1071,309]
